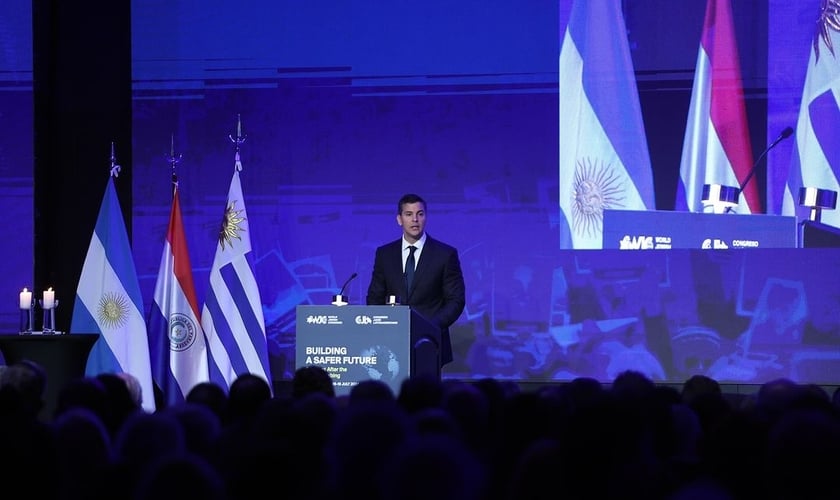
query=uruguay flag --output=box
[70,175,156,412]
[201,151,272,390]
[558,0,655,249]
[675,0,758,214]
[148,185,208,407]
[782,6,840,228]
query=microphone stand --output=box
[738,127,794,208]
[332,272,358,306]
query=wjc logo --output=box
[306,315,328,325]
[619,235,654,250]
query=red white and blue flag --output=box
[676,0,759,214]
[148,185,208,406]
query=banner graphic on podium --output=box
[296,305,412,396]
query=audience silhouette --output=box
[2,360,840,500]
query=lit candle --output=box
[19,288,32,310]
[43,287,55,309]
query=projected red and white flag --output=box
[675,0,759,214]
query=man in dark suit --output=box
[366,193,466,368]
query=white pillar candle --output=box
[43,287,55,309]
[20,288,32,309]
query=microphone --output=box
[739,126,794,194]
[338,272,358,297]
[332,272,357,306]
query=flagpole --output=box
[109,141,122,178]
[229,114,246,171]
[166,133,183,194]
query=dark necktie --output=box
[405,245,416,292]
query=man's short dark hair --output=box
[398,193,426,214]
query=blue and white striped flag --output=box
[148,185,208,407]
[70,175,156,412]
[782,6,840,228]
[558,0,655,249]
[201,151,272,390]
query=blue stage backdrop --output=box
[0,1,34,334]
[4,1,834,386]
[128,0,839,386]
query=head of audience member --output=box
[765,406,840,500]
[96,372,143,436]
[133,453,225,500]
[833,386,840,410]
[52,407,113,500]
[681,374,721,407]
[0,359,47,421]
[116,371,145,409]
[186,381,229,423]
[440,381,490,452]
[411,406,461,439]
[349,379,395,405]
[291,365,335,399]
[754,378,828,422]
[327,396,414,498]
[227,373,272,423]
[54,376,109,423]
[397,373,444,414]
[112,410,187,495]
[163,403,222,461]
[611,369,657,402]
[378,434,487,500]
[0,361,57,498]
[566,376,605,412]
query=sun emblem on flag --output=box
[219,199,246,250]
[815,0,840,61]
[571,157,624,238]
[97,291,130,329]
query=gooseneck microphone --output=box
[338,272,358,297]
[739,126,794,194]
[332,272,358,306]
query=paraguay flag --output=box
[71,175,156,412]
[558,0,656,249]
[201,151,272,391]
[782,4,840,228]
[148,185,208,407]
[675,0,758,214]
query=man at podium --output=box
[366,193,466,367]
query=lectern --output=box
[295,305,440,396]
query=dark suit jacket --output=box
[366,235,466,366]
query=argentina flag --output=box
[148,185,209,407]
[201,150,272,391]
[782,5,840,228]
[558,0,655,249]
[70,174,156,412]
